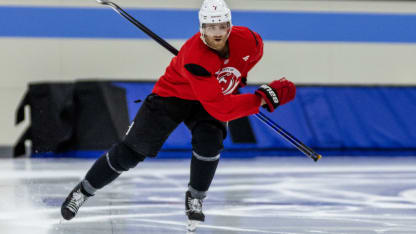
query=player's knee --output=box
[107,142,145,172]
[192,122,224,157]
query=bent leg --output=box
[188,121,225,198]
[82,94,186,194]
[82,142,145,195]
[60,142,144,220]
[61,94,186,220]
[184,120,225,224]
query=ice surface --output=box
[0,156,415,234]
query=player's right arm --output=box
[184,67,262,122]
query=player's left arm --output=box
[246,29,264,72]
[235,29,264,91]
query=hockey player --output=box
[61,0,296,231]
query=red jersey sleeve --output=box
[236,28,264,89]
[183,68,261,122]
[246,29,264,72]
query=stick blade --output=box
[313,154,322,162]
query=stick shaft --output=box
[255,112,320,161]
[102,2,179,55]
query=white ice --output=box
[0,156,415,234]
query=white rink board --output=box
[3,38,416,86]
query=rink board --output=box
[27,82,416,158]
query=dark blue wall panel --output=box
[32,83,416,158]
[111,83,416,157]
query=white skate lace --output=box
[187,198,202,213]
[67,189,88,213]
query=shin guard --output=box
[189,151,220,194]
[84,142,145,190]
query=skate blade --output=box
[187,220,201,232]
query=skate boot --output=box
[185,191,205,232]
[61,182,92,220]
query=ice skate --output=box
[187,220,201,232]
[61,182,91,220]
[185,191,205,232]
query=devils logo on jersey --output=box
[215,67,241,95]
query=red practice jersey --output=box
[153,26,264,122]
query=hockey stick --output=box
[255,112,321,161]
[96,0,322,162]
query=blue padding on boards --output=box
[113,83,416,156]
[253,86,416,155]
[32,83,416,158]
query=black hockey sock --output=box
[84,153,121,190]
[189,153,219,194]
[83,143,145,193]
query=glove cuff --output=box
[255,84,280,112]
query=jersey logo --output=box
[242,55,250,61]
[215,67,242,95]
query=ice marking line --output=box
[0,204,182,220]
[131,218,292,234]
[399,189,416,202]
[204,206,410,225]
[147,196,182,202]
[0,170,87,179]
[150,172,184,189]
[7,219,61,229]
[275,180,416,209]
[67,213,281,233]
[127,223,185,232]
[66,212,184,223]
